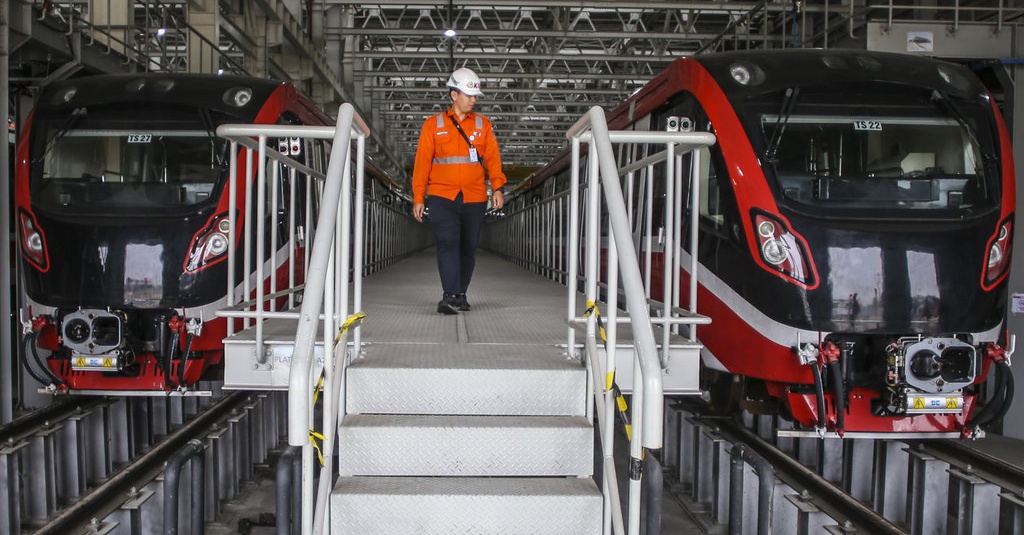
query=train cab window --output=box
[30,106,234,215]
[749,83,999,216]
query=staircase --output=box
[331,342,603,533]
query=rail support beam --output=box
[872,440,909,523]
[946,466,999,535]
[906,447,949,535]
[785,492,830,535]
[1000,491,1024,534]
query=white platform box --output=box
[597,341,702,395]
[222,318,325,390]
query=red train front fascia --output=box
[610,50,1015,437]
[15,74,329,393]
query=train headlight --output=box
[728,62,765,86]
[17,210,50,272]
[184,212,232,274]
[225,87,253,107]
[750,211,818,289]
[730,65,751,85]
[981,217,1012,290]
[207,233,229,257]
[761,237,789,265]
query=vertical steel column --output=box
[130,398,153,452]
[946,466,999,534]
[252,395,268,466]
[168,396,184,429]
[711,437,732,526]
[785,492,831,535]
[225,410,243,500]
[87,399,116,484]
[675,411,695,487]
[662,404,680,479]
[818,438,843,483]
[0,441,27,534]
[205,425,228,522]
[115,487,155,535]
[24,424,61,524]
[872,440,908,524]
[999,492,1024,533]
[906,447,948,535]
[108,399,131,467]
[150,397,170,438]
[56,409,90,501]
[692,424,717,505]
[239,401,255,482]
[772,418,795,455]
[842,439,874,501]
[795,436,819,475]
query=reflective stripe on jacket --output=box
[412,110,507,204]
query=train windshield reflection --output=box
[765,115,995,212]
[32,128,227,214]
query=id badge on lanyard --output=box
[468,147,479,163]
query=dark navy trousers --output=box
[426,193,487,295]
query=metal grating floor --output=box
[359,249,575,347]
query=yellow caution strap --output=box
[583,301,607,342]
[312,374,325,405]
[612,383,632,441]
[332,312,367,350]
[309,429,326,466]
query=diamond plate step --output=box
[338,414,593,476]
[346,343,586,416]
[331,476,603,535]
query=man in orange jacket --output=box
[412,68,507,314]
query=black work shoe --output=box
[454,293,471,311]
[437,294,459,315]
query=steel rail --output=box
[694,412,908,535]
[30,392,250,535]
[907,439,1024,495]
[0,397,106,444]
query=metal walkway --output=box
[358,248,573,346]
[347,246,702,534]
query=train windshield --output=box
[753,86,998,216]
[30,110,230,215]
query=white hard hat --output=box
[446,68,484,97]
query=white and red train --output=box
[14,73,379,393]
[522,49,1015,437]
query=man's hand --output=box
[413,202,425,222]
[492,190,504,210]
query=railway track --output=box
[0,386,288,534]
[663,400,1024,534]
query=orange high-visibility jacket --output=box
[412,110,507,204]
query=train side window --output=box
[696,146,723,226]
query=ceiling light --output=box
[443,29,457,38]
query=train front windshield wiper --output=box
[34,107,87,164]
[930,89,993,173]
[764,87,799,162]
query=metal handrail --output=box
[217,105,369,534]
[565,106,715,535]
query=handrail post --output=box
[565,106,716,534]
